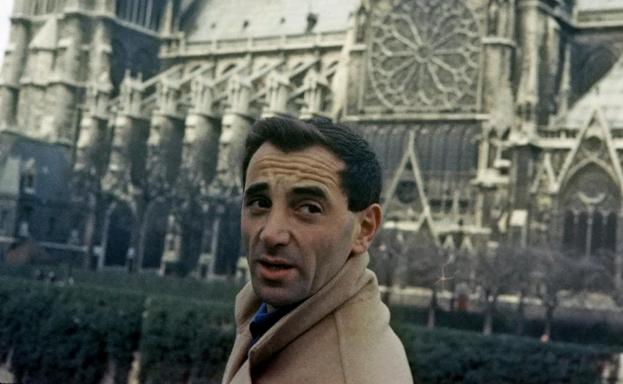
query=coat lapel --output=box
[222,284,261,384]
[224,252,374,382]
[249,253,372,368]
[227,360,252,384]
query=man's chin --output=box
[252,283,306,309]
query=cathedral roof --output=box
[182,0,360,42]
[563,57,623,129]
[576,0,623,11]
[359,124,411,188]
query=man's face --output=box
[241,143,359,307]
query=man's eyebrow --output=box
[244,182,269,197]
[291,186,328,200]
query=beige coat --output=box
[222,253,414,384]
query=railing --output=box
[163,30,347,56]
[576,8,623,26]
[536,129,579,139]
[108,64,185,112]
[141,62,215,111]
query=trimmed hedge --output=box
[0,277,145,383]
[0,277,234,383]
[396,324,614,384]
[139,297,234,383]
[0,263,242,303]
[391,304,623,348]
[0,276,619,383]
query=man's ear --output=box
[351,203,382,255]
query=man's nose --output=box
[259,209,290,248]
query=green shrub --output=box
[1,275,619,384]
[395,324,614,384]
[0,263,242,303]
[391,304,623,348]
[139,296,235,383]
[0,275,237,384]
[0,277,145,384]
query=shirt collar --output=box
[249,302,296,346]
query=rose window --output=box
[368,0,481,111]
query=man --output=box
[222,117,413,384]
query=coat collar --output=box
[240,252,373,368]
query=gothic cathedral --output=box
[1,0,621,276]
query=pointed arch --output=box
[556,107,623,193]
[559,162,620,256]
[382,129,438,242]
[103,200,134,266]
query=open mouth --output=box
[258,260,293,270]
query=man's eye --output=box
[247,198,271,210]
[298,203,322,215]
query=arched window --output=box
[560,164,619,257]
[562,210,575,249]
[605,213,617,251]
[591,211,604,253]
[563,209,617,256]
[576,211,588,254]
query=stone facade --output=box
[1,0,623,277]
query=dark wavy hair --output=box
[241,116,382,212]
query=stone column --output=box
[160,0,174,35]
[37,12,84,143]
[102,72,149,272]
[261,71,292,118]
[187,79,220,186]
[89,15,112,86]
[17,15,57,137]
[0,10,30,130]
[214,75,253,189]
[300,68,330,119]
[483,0,515,135]
[557,42,571,118]
[480,0,517,241]
[75,80,112,176]
[515,0,540,140]
[205,75,253,276]
[147,79,185,187]
[73,79,112,269]
[183,79,221,276]
[141,78,184,271]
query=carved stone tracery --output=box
[367,0,481,111]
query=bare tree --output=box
[402,239,453,329]
[592,249,623,306]
[511,248,536,336]
[505,246,537,336]
[370,229,406,304]
[372,230,460,328]
[473,245,518,335]
[534,246,610,341]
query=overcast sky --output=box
[0,0,14,67]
